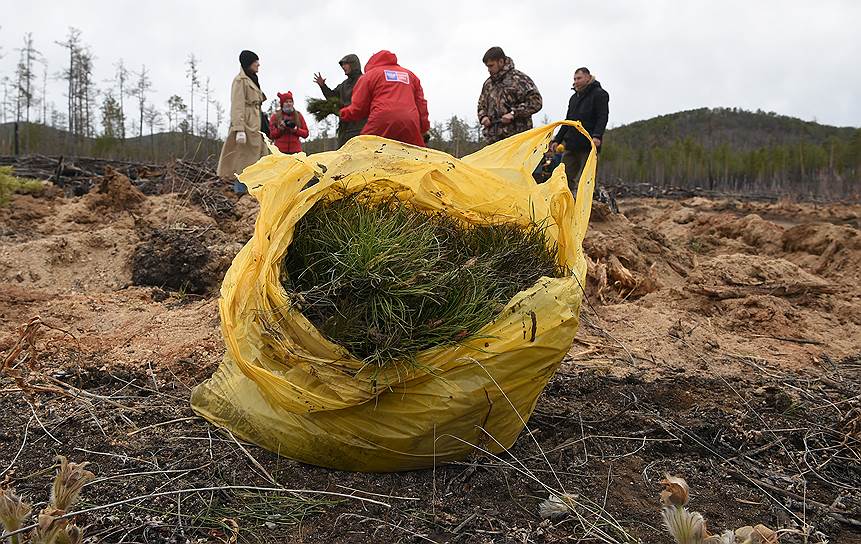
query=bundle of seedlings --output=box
[281,195,564,368]
[305,96,342,122]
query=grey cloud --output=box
[1,0,857,141]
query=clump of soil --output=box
[0,193,56,240]
[84,168,146,212]
[583,212,694,302]
[131,228,218,294]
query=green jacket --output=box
[319,54,366,147]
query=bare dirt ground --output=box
[1,173,859,543]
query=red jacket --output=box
[340,50,429,147]
[269,110,309,154]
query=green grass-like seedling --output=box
[281,195,564,368]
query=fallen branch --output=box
[747,334,825,346]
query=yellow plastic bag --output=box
[190,121,596,471]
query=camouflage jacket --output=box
[477,57,543,143]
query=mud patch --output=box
[130,228,239,294]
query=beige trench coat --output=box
[217,70,267,178]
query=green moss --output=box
[0,166,44,206]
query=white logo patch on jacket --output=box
[384,70,410,84]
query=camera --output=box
[285,120,296,129]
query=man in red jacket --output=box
[339,50,429,147]
[270,91,309,154]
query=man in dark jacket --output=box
[314,54,366,148]
[477,46,543,144]
[550,67,609,191]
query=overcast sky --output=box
[1,0,859,139]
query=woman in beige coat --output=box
[217,50,268,192]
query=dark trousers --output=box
[561,149,591,193]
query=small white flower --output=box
[538,493,576,519]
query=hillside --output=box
[0,122,223,163]
[601,108,861,198]
[607,107,858,148]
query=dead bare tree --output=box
[203,76,213,139]
[75,48,97,137]
[114,59,129,140]
[214,100,225,139]
[40,62,48,124]
[55,27,82,135]
[129,65,153,138]
[144,104,163,159]
[1,76,11,124]
[15,32,42,124]
[186,54,200,137]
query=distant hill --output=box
[0,122,223,164]
[600,107,860,198]
[606,107,858,148]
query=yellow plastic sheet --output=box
[190,121,596,471]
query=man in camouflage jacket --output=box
[477,47,543,144]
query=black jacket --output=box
[554,80,609,152]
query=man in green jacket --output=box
[314,54,366,148]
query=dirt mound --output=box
[141,193,219,229]
[130,228,240,294]
[583,212,694,301]
[784,222,860,254]
[686,253,834,299]
[0,193,55,239]
[777,222,861,294]
[718,294,804,335]
[691,213,785,254]
[84,169,146,212]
